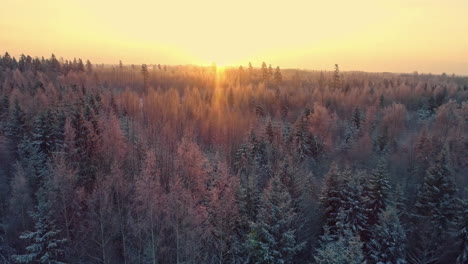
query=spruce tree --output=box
[413,152,457,262]
[320,164,345,236]
[367,158,391,226]
[32,111,55,156]
[367,207,407,264]
[315,227,365,264]
[6,100,27,148]
[13,194,66,264]
[141,64,149,90]
[86,60,93,73]
[17,137,47,192]
[332,64,341,89]
[77,58,85,72]
[274,66,282,84]
[352,107,362,130]
[261,62,268,82]
[336,171,369,239]
[245,176,304,263]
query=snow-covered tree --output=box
[336,171,369,239]
[367,158,392,226]
[245,176,304,263]
[456,198,468,264]
[32,110,55,156]
[320,164,346,236]
[6,100,27,148]
[412,152,457,263]
[13,195,66,264]
[367,207,407,264]
[315,227,365,264]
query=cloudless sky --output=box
[1,0,467,74]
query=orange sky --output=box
[1,0,467,74]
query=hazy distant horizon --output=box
[3,50,467,77]
[2,0,468,75]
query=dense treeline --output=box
[0,52,467,264]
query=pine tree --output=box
[274,66,282,84]
[245,176,304,264]
[86,60,93,73]
[367,207,407,264]
[332,64,341,89]
[13,195,66,264]
[77,59,85,72]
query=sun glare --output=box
[1,0,467,73]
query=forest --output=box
[0,52,466,264]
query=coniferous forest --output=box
[0,53,467,264]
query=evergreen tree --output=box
[6,100,27,148]
[352,107,362,130]
[315,227,365,264]
[456,198,468,264]
[13,195,66,264]
[49,54,61,72]
[320,164,345,236]
[367,158,391,226]
[245,176,304,264]
[77,59,85,72]
[336,171,369,239]
[17,137,47,192]
[274,66,282,84]
[32,111,55,156]
[367,207,407,264]
[141,64,149,90]
[0,95,9,121]
[294,115,313,160]
[86,60,93,73]
[375,126,389,153]
[412,152,457,262]
[261,62,269,82]
[332,64,341,89]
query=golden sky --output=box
[1,0,467,74]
